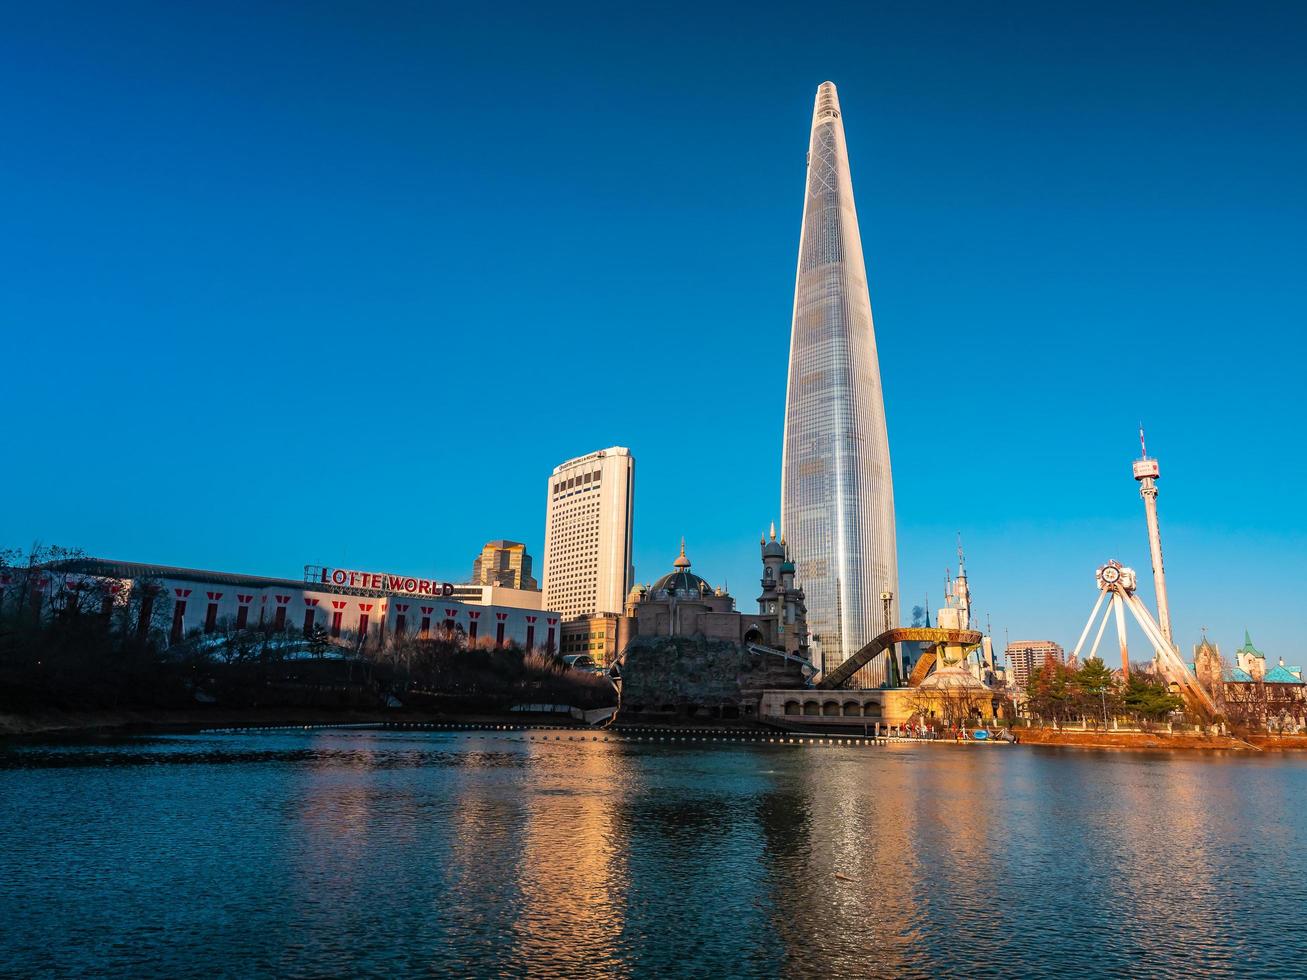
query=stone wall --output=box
[619,635,805,716]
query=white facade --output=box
[5,560,560,652]
[542,447,634,620]
[448,584,543,610]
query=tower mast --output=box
[1132,425,1172,646]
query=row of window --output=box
[166,599,551,649]
[552,470,603,495]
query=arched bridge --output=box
[816,627,984,690]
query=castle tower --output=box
[781,81,898,677]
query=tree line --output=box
[1024,654,1184,727]
[0,544,614,715]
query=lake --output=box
[2,728,1305,977]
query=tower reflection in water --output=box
[256,731,1307,977]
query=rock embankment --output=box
[619,636,806,715]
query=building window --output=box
[496,622,506,647]
[137,592,156,639]
[236,605,249,630]
[274,606,287,630]
[359,613,370,636]
[420,615,431,638]
[205,602,219,633]
[396,614,407,636]
[171,600,186,643]
[331,611,343,638]
[303,608,315,635]
[468,620,478,641]
[525,625,535,649]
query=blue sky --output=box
[2,0,1304,660]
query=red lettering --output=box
[402,578,415,593]
[332,569,347,585]
[348,572,359,587]
[418,581,431,595]
[320,568,329,584]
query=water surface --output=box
[2,729,1304,977]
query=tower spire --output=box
[673,537,690,570]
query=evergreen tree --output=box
[1121,672,1184,721]
[1076,656,1119,723]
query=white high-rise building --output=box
[542,447,634,620]
[781,81,898,677]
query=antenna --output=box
[1138,422,1147,459]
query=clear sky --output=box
[3,1,1304,660]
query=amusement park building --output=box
[1,558,559,651]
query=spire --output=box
[1139,422,1148,459]
[956,531,966,576]
[769,521,776,540]
[673,537,690,569]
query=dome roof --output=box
[762,522,785,558]
[650,569,714,596]
[650,540,712,597]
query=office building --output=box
[470,540,538,591]
[781,81,898,676]
[542,447,634,620]
[1006,640,1065,690]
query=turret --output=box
[761,522,785,589]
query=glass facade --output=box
[781,82,898,677]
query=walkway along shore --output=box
[4,708,1306,752]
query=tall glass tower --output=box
[781,81,898,677]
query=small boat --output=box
[972,729,990,741]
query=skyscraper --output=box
[542,447,634,621]
[470,540,538,591]
[781,81,898,677]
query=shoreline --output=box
[0,707,588,740]
[5,709,1306,754]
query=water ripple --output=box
[1,731,1306,977]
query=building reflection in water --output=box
[505,738,630,977]
[259,731,1307,977]
[756,746,1002,976]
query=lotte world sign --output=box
[312,566,455,597]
